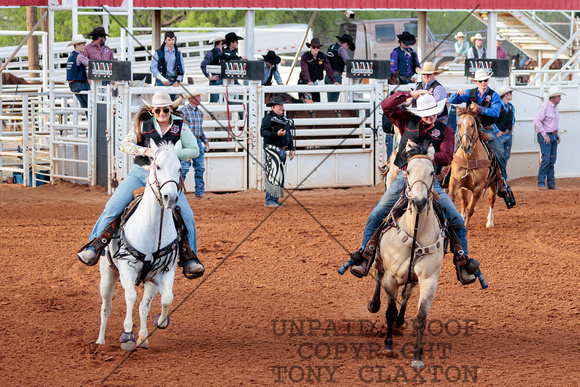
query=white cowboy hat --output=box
[496,34,506,41]
[547,86,566,98]
[209,33,226,44]
[472,68,493,81]
[183,88,205,98]
[470,33,485,43]
[497,85,513,97]
[68,34,88,47]
[143,90,182,109]
[454,31,466,40]
[406,94,447,117]
[416,61,445,76]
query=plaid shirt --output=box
[84,42,115,61]
[180,103,206,142]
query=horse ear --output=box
[427,144,435,160]
[174,140,183,154]
[150,139,158,154]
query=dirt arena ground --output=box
[1,177,579,386]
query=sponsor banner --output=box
[221,60,263,80]
[88,60,132,81]
[346,60,390,79]
[464,59,510,78]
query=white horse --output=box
[96,140,183,351]
[368,144,445,369]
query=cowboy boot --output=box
[179,237,205,279]
[77,216,121,266]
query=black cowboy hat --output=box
[266,95,286,107]
[306,38,323,48]
[87,26,109,39]
[262,50,281,65]
[396,31,416,46]
[336,33,356,51]
[225,32,244,44]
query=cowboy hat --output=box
[87,26,109,38]
[266,95,286,107]
[143,90,182,109]
[306,38,323,48]
[547,86,566,98]
[397,31,416,46]
[470,33,485,43]
[497,85,513,97]
[183,88,205,98]
[336,33,356,51]
[472,68,492,81]
[406,94,447,117]
[454,31,466,40]
[225,32,244,44]
[68,34,88,47]
[496,34,506,41]
[209,33,226,44]
[263,50,281,65]
[416,61,444,76]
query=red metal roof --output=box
[6,0,576,10]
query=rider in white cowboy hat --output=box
[454,32,469,57]
[448,69,513,204]
[201,33,227,102]
[414,62,448,121]
[467,33,486,59]
[534,86,565,190]
[66,34,91,109]
[78,90,205,280]
[349,89,482,285]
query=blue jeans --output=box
[484,129,507,180]
[447,105,458,134]
[209,79,223,103]
[69,82,90,109]
[182,138,206,196]
[88,165,198,254]
[498,132,513,163]
[537,132,558,188]
[324,72,342,102]
[385,134,394,159]
[265,149,286,204]
[361,172,468,255]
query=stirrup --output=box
[77,240,102,266]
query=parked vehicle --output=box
[338,18,456,69]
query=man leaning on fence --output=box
[201,34,226,103]
[151,31,185,96]
[66,34,90,110]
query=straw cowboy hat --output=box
[143,90,182,109]
[87,26,109,38]
[209,33,226,44]
[454,31,466,40]
[183,88,205,99]
[416,61,444,76]
[266,95,286,107]
[336,33,356,51]
[306,38,323,48]
[547,86,566,98]
[470,33,485,43]
[496,34,506,41]
[68,34,88,47]
[406,94,447,117]
[263,50,281,65]
[497,85,513,97]
[397,31,416,46]
[472,68,493,81]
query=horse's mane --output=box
[456,103,480,119]
[405,142,429,160]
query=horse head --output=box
[148,140,183,209]
[456,104,480,156]
[404,143,435,213]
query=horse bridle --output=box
[404,155,435,201]
[459,116,481,156]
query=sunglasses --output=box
[476,79,489,83]
[311,45,321,49]
[154,108,171,114]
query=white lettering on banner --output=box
[350,62,374,77]
[224,62,247,77]
[91,62,113,78]
[469,61,493,75]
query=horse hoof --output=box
[154,314,170,329]
[411,360,425,369]
[137,338,149,349]
[119,331,136,351]
[486,223,494,228]
[367,300,380,314]
[379,349,398,358]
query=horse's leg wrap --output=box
[78,216,121,266]
[173,207,203,279]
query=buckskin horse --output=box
[96,140,183,350]
[368,144,445,369]
[448,104,497,229]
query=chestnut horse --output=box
[448,104,496,229]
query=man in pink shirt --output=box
[534,86,565,190]
[496,35,507,59]
[84,26,115,61]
